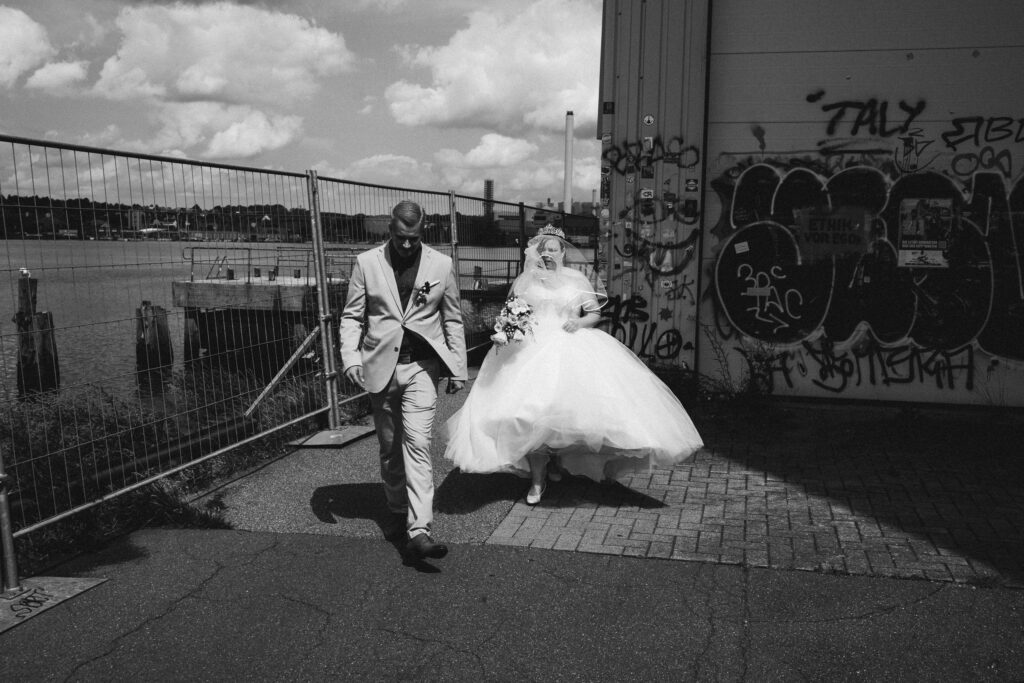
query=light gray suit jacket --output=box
[339,243,468,394]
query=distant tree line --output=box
[0,194,597,246]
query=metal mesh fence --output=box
[0,134,599,538]
[0,137,326,535]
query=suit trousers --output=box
[369,358,440,539]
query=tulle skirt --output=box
[444,318,704,481]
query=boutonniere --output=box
[414,280,441,307]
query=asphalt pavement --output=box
[2,379,1023,682]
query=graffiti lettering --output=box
[601,293,650,324]
[808,91,927,138]
[951,146,1013,178]
[736,263,804,333]
[704,97,1024,403]
[941,116,1024,151]
[7,587,57,620]
[777,339,975,394]
[613,221,699,287]
[602,135,700,176]
[665,274,696,301]
[712,163,1004,354]
[605,320,683,360]
[599,294,684,359]
[895,131,936,173]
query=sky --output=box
[0,0,603,206]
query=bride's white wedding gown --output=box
[444,278,704,480]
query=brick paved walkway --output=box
[486,403,1024,589]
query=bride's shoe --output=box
[525,482,546,505]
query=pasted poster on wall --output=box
[791,206,872,262]
[897,198,952,268]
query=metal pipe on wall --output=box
[564,110,574,213]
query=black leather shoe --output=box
[406,534,448,560]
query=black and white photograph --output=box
[0,1,1022,681]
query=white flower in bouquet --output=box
[492,295,535,346]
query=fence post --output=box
[518,202,527,276]
[449,190,460,284]
[0,451,20,594]
[306,170,341,429]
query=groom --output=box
[339,199,467,561]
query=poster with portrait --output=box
[897,198,952,268]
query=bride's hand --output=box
[562,320,580,333]
[490,332,508,345]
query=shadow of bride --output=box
[548,476,668,510]
[434,470,526,514]
[435,468,666,513]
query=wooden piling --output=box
[15,275,60,397]
[135,301,173,376]
[183,312,201,361]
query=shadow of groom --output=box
[310,482,393,528]
[309,482,444,573]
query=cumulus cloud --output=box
[93,2,354,104]
[326,133,598,203]
[572,140,601,194]
[353,0,408,10]
[332,153,437,186]
[78,2,353,160]
[146,102,303,159]
[385,0,601,135]
[206,110,304,158]
[436,133,539,168]
[25,61,89,93]
[77,124,124,149]
[0,7,57,87]
[358,96,377,115]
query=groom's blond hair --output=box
[390,200,424,232]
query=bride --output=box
[444,225,704,504]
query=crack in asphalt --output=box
[61,558,229,682]
[686,562,749,681]
[60,534,288,681]
[375,626,489,680]
[276,592,335,654]
[740,581,950,625]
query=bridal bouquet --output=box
[493,295,535,344]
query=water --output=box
[0,239,302,400]
[0,240,531,401]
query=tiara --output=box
[537,224,565,239]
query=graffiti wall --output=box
[600,0,1024,405]
[597,133,703,366]
[597,0,710,372]
[697,0,1024,405]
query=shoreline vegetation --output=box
[7,363,371,577]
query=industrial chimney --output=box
[484,179,494,222]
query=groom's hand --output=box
[345,365,364,388]
[446,379,465,394]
